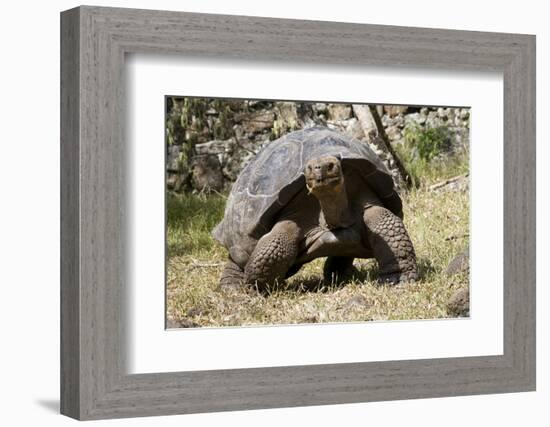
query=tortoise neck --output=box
[315,182,352,229]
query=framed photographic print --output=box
[163,96,471,330]
[61,5,536,420]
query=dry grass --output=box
[166,182,469,328]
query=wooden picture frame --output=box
[60,5,536,420]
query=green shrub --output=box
[403,122,450,162]
[397,123,468,187]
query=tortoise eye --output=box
[327,163,334,171]
[307,165,312,171]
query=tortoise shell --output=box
[212,126,402,257]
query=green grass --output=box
[166,192,227,259]
[398,148,469,188]
[166,164,470,327]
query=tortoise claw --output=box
[378,270,417,285]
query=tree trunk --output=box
[352,104,413,189]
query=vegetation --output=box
[166,98,249,167]
[166,192,227,259]
[166,167,469,327]
[397,123,469,187]
[165,100,470,328]
[403,122,450,162]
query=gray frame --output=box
[60,5,536,421]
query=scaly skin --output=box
[243,221,300,291]
[363,205,418,284]
[219,258,245,290]
[218,156,418,290]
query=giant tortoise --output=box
[212,126,418,290]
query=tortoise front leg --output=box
[244,220,300,291]
[363,206,418,284]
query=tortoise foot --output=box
[378,269,418,285]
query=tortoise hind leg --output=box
[244,220,300,291]
[364,206,418,284]
[323,256,357,284]
[219,258,245,290]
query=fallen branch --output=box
[187,261,225,270]
[445,233,470,241]
[429,173,469,191]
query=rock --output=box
[166,146,190,191]
[276,102,298,125]
[223,148,255,182]
[344,295,372,310]
[385,125,402,141]
[246,100,262,108]
[186,307,204,317]
[301,314,319,323]
[223,156,245,181]
[390,114,405,128]
[273,102,299,136]
[166,145,182,172]
[240,110,275,134]
[195,138,236,166]
[313,103,328,114]
[166,173,186,192]
[301,116,320,128]
[295,103,319,126]
[446,287,470,317]
[166,317,199,328]
[343,117,365,140]
[384,105,408,117]
[445,248,469,275]
[190,154,224,192]
[195,139,235,156]
[327,104,352,121]
[326,118,365,141]
[425,111,438,127]
[405,112,426,126]
[460,109,470,120]
[232,124,247,140]
[195,137,264,183]
[166,100,471,192]
[446,108,456,122]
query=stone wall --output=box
[166,99,470,193]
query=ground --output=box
[166,175,469,328]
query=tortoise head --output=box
[304,155,344,197]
